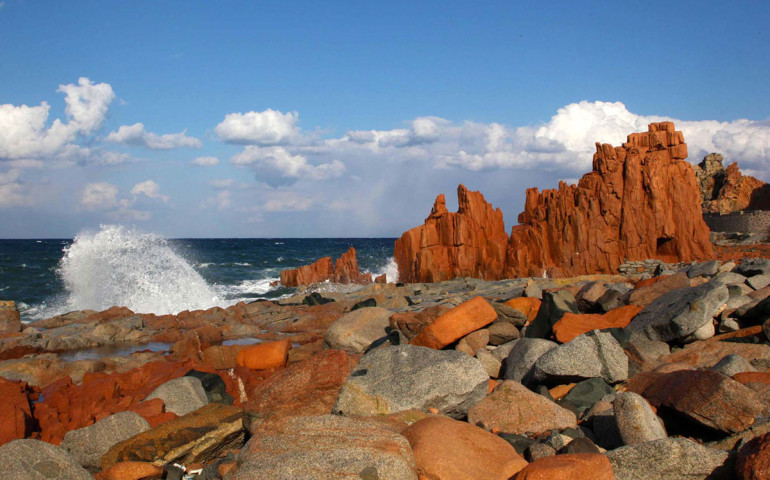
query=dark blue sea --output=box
[0,225,397,322]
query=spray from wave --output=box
[372,257,399,283]
[57,225,221,315]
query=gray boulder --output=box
[324,307,393,354]
[613,392,666,445]
[333,344,488,418]
[626,280,729,343]
[606,437,732,480]
[502,338,557,384]
[530,330,628,384]
[525,289,578,339]
[733,257,770,277]
[144,376,208,416]
[710,354,756,377]
[0,439,94,480]
[748,274,770,291]
[684,260,720,278]
[60,411,150,471]
[489,301,527,327]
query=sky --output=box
[1,0,769,238]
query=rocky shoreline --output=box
[0,255,769,479]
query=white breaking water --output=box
[58,224,220,315]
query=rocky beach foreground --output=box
[1,254,770,479]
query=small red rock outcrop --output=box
[394,184,509,283]
[694,153,767,214]
[280,247,373,287]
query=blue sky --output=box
[1,0,769,238]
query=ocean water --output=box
[0,225,398,323]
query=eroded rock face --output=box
[280,247,373,287]
[505,122,714,277]
[694,153,767,214]
[394,123,715,282]
[394,184,509,283]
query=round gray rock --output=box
[711,353,757,377]
[144,375,208,416]
[606,437,731,480]
[333,344,488,418]
[60,411,150,471]
[503,338,557,383]
[324,307,393,354]
[0,439,94,480]
[613,392,666,445]
[531,330,628,384]
[627,280,728,343]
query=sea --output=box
[0,225,398,323]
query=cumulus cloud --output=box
[130,180,169,202]
[202,191,232,210]
[231,146,345,187]
[215,109,300,145]
[106,123,202,149]
[191,156,219,167]
[0,169,35,208]
[80,182,119,210]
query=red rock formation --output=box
[694,153,767,213]
[280,247,372,287]
[394,184,509,283]
[0,378,35,446]
[505,122,714,277]
[395,123,714,281]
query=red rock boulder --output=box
[394,184,509,283]
[410,296,498,349]
[513,453,614,480]
[0,378,35,446]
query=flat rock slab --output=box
[401,416,527,480]
[410,296,498,349]
[467,380,577,435]
[60,411,150,472]
[627,280,729,343]
[531,330,628,384]
[333,345,488,419]
[659,340,770,369]
[232,415,417,480]
[0,439,93,480]
[606,437,732,480]
[143,376,208,416]
[101,403,244,470]
[642,369,764,434]
[324,307,393,354]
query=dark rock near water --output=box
[351,298,377,310]
[302,292,335,306]
[185,370,233,404]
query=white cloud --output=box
[202,191,232,210]
[106,123,202,149]
[80,182,119,210]
[215,109,300,145]
[209,178,235,189]
[231,146,345,187]
[130,180,169,202]
[191,156,219,167]
[262,192,313,212]
[0,169,35,208]
[0,77,116,162]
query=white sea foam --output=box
[57,224,221,315]
[371,256,399,283]
[225,278,279,296]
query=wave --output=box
[56,224,221,315]
[370,256,399,283]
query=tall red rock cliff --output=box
[394,185,509,283]
[505,122,714,277]
[394,122,716,282]
[280,247,373,287]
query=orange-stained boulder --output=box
[402,416,528,480]
[736,432,770,480]
[246,349,358,419]
[411,296,497,349]
[504,297,542,324]
[94,461,164,480]
[552,305,642,343]
[236,339,292,370]
[694,153,767,214]
[202,344,249,370]
[280,247,373,287]
[0,300,22,334]
[394,184,509,283]
[513,453,614,480]
[505,122,714,277]
[733,372,770,387]
[0,378,34,446]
